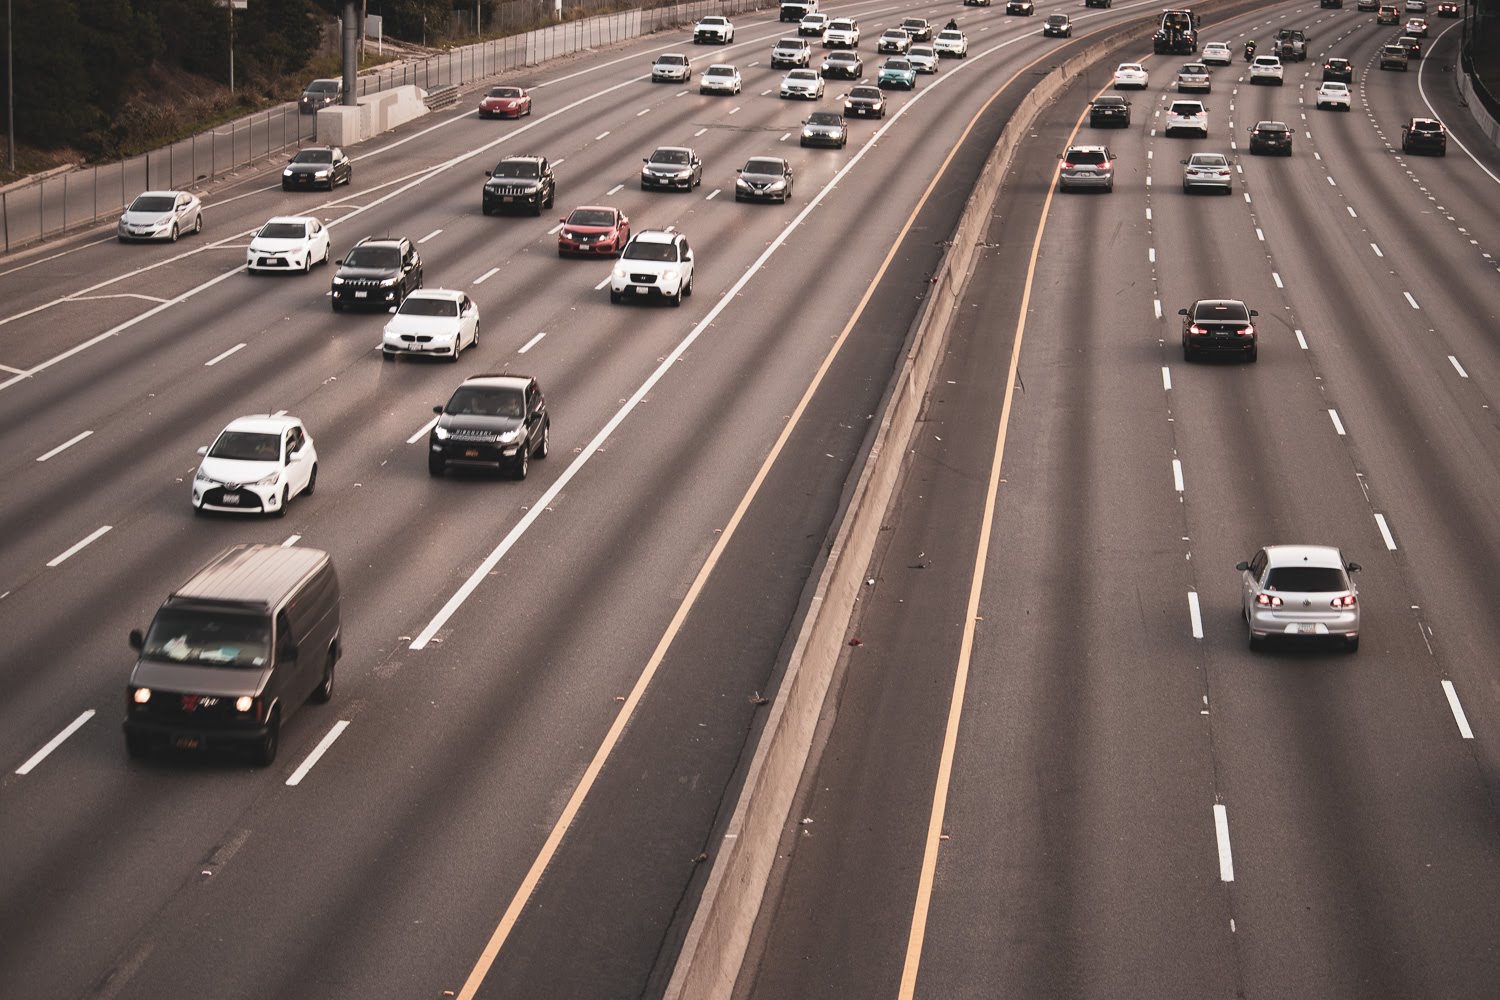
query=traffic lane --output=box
[1413,25,1500,181]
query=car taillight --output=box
[1189,324,1205,335]
[1097,160,1111,170]
[1239,324,1255,337]
[1256,593,1283,607]
[1331,595,1357,608]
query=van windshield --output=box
[143,609,270,668]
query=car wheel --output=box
[125,732,151,760]
[684,274,694,297]
[346,167,353,185]
[537,421,550,458]
[515,444,529,480]
[610,289,623,304]
[428,456,445,477]
[670,286,683,307]
[333,301,344,313]
[1345,636,1360,653]
[283,183,292,192]
[482,203,493,216]
[193,214,203,235]
[305,463,317,496]
[169,224,179,243]
[1183,343,1196,362]
[448,341,460,362]
[254,709,280,766]
[311,652,335,703]
[1183,183,1191,194]
[274,486,290,517]
[1246,345,1258,363]
[303,255,312,274]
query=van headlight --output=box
[235,696,254,712]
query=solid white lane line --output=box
[281,534,301,547]
[606,183,624,195]
[552,158,566,166]
[1449,355,1468,378]
[1328,409,1345,435]
[1162,366,1172,391]
[1172,459,1184,493]
[1370,243,1383,257]
[518,332,546,353]
[406,416,439,445]
[1441,680,1475,739]
[36,430,93,462]
[285,720,350,786]
[1272,272,1283,288]
[1374,513,1397,551]
[47,525,112,567]
[1188,592,1203,639]
[1295,328,1308,350]
[595,130,610,140]
[204,343,246,367]
[1214,804,1235,882]
[1404,291,1420,310]
[418,229,443,244]
[474,267,500,284]
[0,362,24,374]
[15,710,95,775]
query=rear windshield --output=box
[567,208,616,226]
[208,431,280,462]
[1194,302,1249,321]
[445,387,524,418]
[258,222,308,239]
[129,195,176,212]
[1256,122,1290,132]
[1411,121,1441,132]
[1066,150,1109,165]
[143,609,269,668]
[1190,155,1228,166]
[343,246,400,269]
[398,297,459,317]
[1265,567,1347,592]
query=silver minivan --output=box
[1057,145,1115,192]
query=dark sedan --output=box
[1248,121,1294,155]
[1180,299,1259,362]
[282,147,352,190]
[801,111,848,148]
[735,157,795,203]
[821,51,864,79]
[843,85,887,118]
[1089,95,1131,128]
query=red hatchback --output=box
[558,206,631,257]
[478,85,532,119]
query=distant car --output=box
[478,85,532,118]
[907,45,938,73]
[610,229,695,306]
[1043,14,1073,36]
[1436,1,1459,16]
[877,57,917,89]
[193,415,317,516]
[651,52,693,82]
[1357,0,1379,8]
[1377,4,1400,23]
[1321,0,1342,7]
[934,29,969,58]
[736,156,796,203]
[771,37,813,67]
[693,15,735,43]
[1322,57,1353,82]
[821,51,863,79]
[1316,81,1352,110]
[1089,95,1131,128]
[330,236,422,312]
[641,146,703,190]
[282,146,351,190]
[1405,16,1429,35]
[382,289,479,363]
[700,64,742,94]
[1248,120,1294,155]
[1083,0,1112,6]
[1402,116,1447,154]
[1176,62,1211,92]
[1249,55,1285,84]
[900,17,933,41]
[1379,43,1409,70]
[801,110,848,148]
[428,374,549,480]
[1238,545,1361,651]
[1397,35,1422,59]
[1202,41,1233,65]
[298,78,341,114]
[246,216,330,274]
[1057,144,1114,192]
[1165,100,1209,137]
[824,18,860,47]
[965,0,992,6]
[117,190,203,243]
[1113,63,1149,89]
[800,12,829,36]
[780,68,826,98]
[482,155,555,215]
[1006,0,1036,14]
[877,29,911,54]
[1405,0,1426,11]
[1181,152,1233,193]
[557,205,630,257]
[843,85,886,118]
[1180,299,1258,362]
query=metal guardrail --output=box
[0,0,775,256]
[423,85,461,110]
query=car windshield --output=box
[828,53,856,61]
[706,66,735,75]
[142,609,270,668]
[492,160,540,178]
[1265,567,1347,592]
[1195,302,1250,321]
[258,222,308,239]
[778,38,802,47]
[446,387,524,417]
[208,430,280,462]
[658,55,686,65]
[850,87,881,99]
[1049,16,1068,24]
[650,149,691,165]
[292,149,332,164]
[883,30,904,38]
[399,297,459,317]
[831,20,854,29]
[129,195,176,213]
[567,208,616,226]
[939,31,962,40]
[702,16,727,24]
[489,87,522,97]
[624,241,678,262]
[306,81,338,94]
[1170,104,1204,114]
[807,112,841,125]
[744,159,784,174]
[343,246,400,269]
[885,60,911,70]
[789,70,817,79]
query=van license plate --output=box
[174,736,201,750]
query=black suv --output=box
[428,374,550,480]
[1180,299,1259,362]
[330,237,422,312]
[482,155,556,216]
[1322,57,1353,83]
[1248,120,1293,156]
[1402,117,1447,155]
[1090,95,1131,128]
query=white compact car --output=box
[1113,63,1149,89]
[699,64,742,94]
[1165,100,1209,137]
[824,18,860,47]
[1238,544,1362,651]
[1315,81,1351,110]
[246,216,330,274]
[907,44,938,73]
[192,415,317,517]
[1249,56,1285,85]
[1181,152,1233,193]
[118,190,203,243]
[1202,41,1233,65]
[651,52,692,82]
[780,68,826,99]
[382,289,480,362]
[610,230,695,306]
[933,29,968,58]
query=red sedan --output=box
[478,85,532,119]
[558,206,630,257]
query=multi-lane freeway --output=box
[3,1,1498,999]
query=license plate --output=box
[465,449,479,458]
[222,493,240,504]
[635,286,648,294]
[174,736,201,750]
[503,196,514,203]
[355,291,367,298]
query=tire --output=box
[311,653,335,703]
[274,486,289,517]
[1345,636,1360,653]
[670,286,683,307]
[684,274,694,297]
[1183,183,1191,194]
[537,420,549,458]
[610,289,623,304]
[1246,345,1258,363]
[302,255,312,274]
[345,167,353,185]
[482,203,493,216]
[254,709,280,767]
[193,214,203,235]
[169,224,179,243]
[333,301,344,313]
[514,443,529,480]
[125,732,151,760]
[305,463,317,496]
[1183,343,1196,362]
[428,456,445,477]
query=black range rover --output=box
[429,374,551,479]
[482,155,556,215]
[330,237,423,312]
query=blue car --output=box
[877,57,916,89]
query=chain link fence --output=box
[0,0,774,255]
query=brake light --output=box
[1256,593,1283,607]
[1239,324,1255,337]
[1331,595,1357,608]
[1097,160,1111,170]
[1189,324,1204,335]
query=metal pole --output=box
[6,0,15,173]
[228,1,235,93]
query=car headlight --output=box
[768,180,786,190]
[332,276,344,285]
[235,696,254,713]
[498,428,524,444]
[314,169,330,178]
[194,469,214,484]
[736,178,751,189]
[252,472,281,486]
[379,276,399,286]
[133,687,152,704]
[283,168,294,176]
[433,426,450,440]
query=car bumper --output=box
[247,254,307,272]
[801,132,846,147]
[432,440,524,469]
[479,106,524,118]
[1183,175,1232,190]
[283,173,335,189]
[193,482,279,513]
[780,88,821,98]
[845,105,883,117]
[483,191,542,210]
[124,716,272,751]
[611,277,682,298]
[822,67,861,78]
[651,72,690,82]
[641,174,695,189]
[559,237,622,254]
[1185,334,1255,354]
[1251,141,1292,153]
[1248,609,1359,639]
[1404,139,1446,152]
[701,83,738,93]
[332,285,402,308]
[1317,98,1350,109]
[1059,172,1113,189]
[117,226,173,241]
[384,335,459,357]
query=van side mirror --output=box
[129,629,144,651]
[1235,561,1250,572]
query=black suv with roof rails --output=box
[428,373,550,479]
[330,236,423,312]
[482,155,556,216]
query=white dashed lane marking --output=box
[1441,680,1475,739]
[1449,355,1469,378]
[14,710,95,775]
[1214,804,1235,882]
[47,525,112,568]
[1374,513,1398,551]
[205,343,246,367]
[36,430,93,462]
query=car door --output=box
[524,383,545,449]
[1242,549,1268,611]
[332,148,348,182]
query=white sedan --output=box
[1202,41,1233,65]
[933,29,968,58]
[382,289,480,362]
[907,45,938,73]
[246,216,330,274]
[1316,81,1351,110]
[192,414,317,517]
[699,64,742,94]
[117,190,203,243]
[1249,56,1285,85]
[1113,63,1149,89]
[1182,152,1233,193]
[779,68,825,99]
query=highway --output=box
[744,3,1500,1000]
[0,2,1198,999]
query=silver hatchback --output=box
[1238,545,1362,651]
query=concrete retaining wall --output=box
[1457,71,1500,145]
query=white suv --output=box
[610,230,695,306]
[824,18,860,47]
[1249,56,1284,85]
[770,37,812,68]
[1165,100,1209,137]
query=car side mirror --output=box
[1249,309,1259,316]
[1178,308,1189,316]
[129,629,144,651]
[485,171,493,178]
[1347,562,1362,573]
[642,158,650,164]
[433,405,443,414]
[684,251,693,261]
[389,306,398,314]
[1180,159,1189,165]
[197,445,208,456]
[1235,561,1251,571]
[334,259,343,266]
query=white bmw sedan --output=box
[382,289,480,361]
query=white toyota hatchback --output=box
[192,415,317,517]
[382,289,480,361]
[1238,544,1362,651]
[246,216,330,274]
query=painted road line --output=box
[1272,272,1284,289]
[1295,328,1308,350]
[1188,591,1203,639]
[1162,366,1171,391]
[1256,228,1264,241]
[518,332,546,354]
[606,183,624,195]
[1154,298,1162,320]
[474,267,500,284]
[595,130,610,140]
[594,275,611,291]
[406,416,439,445]
[1214,804,1235,882]
[1449,355,1468,378]
[15,710,95,775]
[418,228,443,244]
[1348,206,1357,217]
[1404,291,1420,310]
[205,343,246,367]
[693,127,708,137]
[47,525,112,567]
[1148,247,1156,264]
[282,534,302,547]
[285,720,350,786]
[706,189,721,200]
[37,430,93,462]
[547,223,564,235]
[1371,243,1383,257]
[1172,459,1184,493]
[1374,513,1397,551]
[636,107,650,116]
[1328,409,1346,435]
[1441,680,1474,739]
